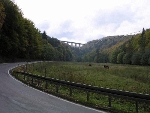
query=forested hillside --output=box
[76,28,150,66]
[1,0,150,66]
[73,35,132,62]
[0,0,72,62]
[110,28,150,65]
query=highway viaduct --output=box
[61,41,85,48]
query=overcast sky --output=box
[13,0,150,43]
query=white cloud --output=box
[14,0,150,43]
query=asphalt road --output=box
[0,63,107,113]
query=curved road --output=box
[0,63,107,113]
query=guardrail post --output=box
[69,87,72,96]
[87,91,90,101]
[44,68,46,78]
[45,81,48,89]
[24,75,26,80]
[37,80,40,86]
[26,63,27,72]
[108,96,112,107]
[56,85,59,93]
[135,101,138,113]
[31,77,33,84]
[24,65,26,73]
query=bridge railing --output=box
[11,71,150,113]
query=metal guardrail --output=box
[13,71,150,113]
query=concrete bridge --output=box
[61,41,85,48]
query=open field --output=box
[26,62,150,95]
[14,62,150,113]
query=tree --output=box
[125,39,133,53]
[0,0,23,60]
[96,51,109,63]
[23,19,43,59]
[148,57,150,65]
[95,49,99,63]
[141,50,150,65]
[65,49,72,61]
[47,37,60,47]
[138,28,146,53]
[0,1,5,30]
[42,31,47,40]
[131,53,142,65]
[117,52,125,64]
[110,50,119,63]
[0,0,43,61]
[123,53,132,64]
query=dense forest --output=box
[1,0,150,66]
[109,28,150,65]
[0,0,72,62]
[74,35,132,62]
[76,28,150,65]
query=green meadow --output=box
[14,62,150,113]
[27,62,150,95]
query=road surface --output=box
[0,63,107,113]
